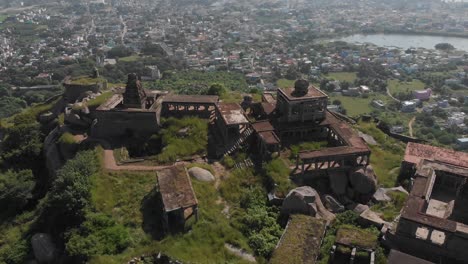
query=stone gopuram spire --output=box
[123,73,146,108]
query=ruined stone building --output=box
[386,143,468,263]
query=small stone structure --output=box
[157,165,198,233]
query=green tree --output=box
[206,83,226,96]
[46,150,99,223]
[0,170,35,214]
[285,65,299,80]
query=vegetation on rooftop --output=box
[270,215,326,264]
[371,191,408,221]
[150,117,208,163]
[151,71,249,94]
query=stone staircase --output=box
[234,158,254,169]
[223,127,254,156]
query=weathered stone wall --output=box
[91,110,159,138]
[63,83,100,104]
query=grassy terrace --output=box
[387,79,425,94]
[68,76,107,86]
[270,215,326,264]
[118,55,141,62]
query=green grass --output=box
[69,76,107,86]
[277,79,296,89]
[58,132,78,145]
[371,191,408,221]
[87,91,113,108]
[356,121,405,187]
[324,72,358,83]
[270,215,326,264]
[118,55,140,62]
[0,15,8,23]
[329,94,388,117]
[151,117,208,163]
[91,170,250,263]
[265,158,293,197]
[220,168,262,205]
[387,79,425,94]
[336,225,378,250]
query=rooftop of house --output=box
[278,85,328,101]
[217,102,249,126]
[157,165,198,212]
[270,215,326,264]
[404,142,468,168]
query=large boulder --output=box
[188,167,215,182]
[31,233,56,263]
[349,165,378,195]
[282,186,319,216]
[329,171,348,195]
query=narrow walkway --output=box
[103,149,184,171]
[386,86,400,103]
[408,116,416,137]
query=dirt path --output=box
[408,116,416,137]
[386,86,401,103]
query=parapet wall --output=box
[91,110,159,138]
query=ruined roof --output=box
[252,120,275,133]
[399,159,468,233]
[216,102,249,126]
[157,166,198,212]
[278,85,328,101]
[388,250,434,264]
[299,146,370,161]
[262,92,276,104]
[404,142,468,168]
[261,102,275,115]
[259,131,281,145]
[162,94,219,104]
[270,215,326,264]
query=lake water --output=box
[337,34,468,52]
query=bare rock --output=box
[324,195,345,213]
[282,186,318,216]
[329,171,348,195]
[188,167,215,182]
[349,165,378,195]
[31,233,56,263]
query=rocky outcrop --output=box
[188,167,215,182]
[282,186,335,223]
[43,127,64,179]
[31,233,56,263]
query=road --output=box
[120,15,127,44]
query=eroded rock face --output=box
[188,167,215,182]
[282,186,319,216]
[349,165,378,195]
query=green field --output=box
[387,79,425,94]
[0,15,9,23]
[329,94,390,117]
[277,79,295,88]
[324,72,358,83]
[118,55,141,62]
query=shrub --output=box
[65,212,130,257]
[0,170,35,214]
[58,132,77,145]
[265,158,292,196]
